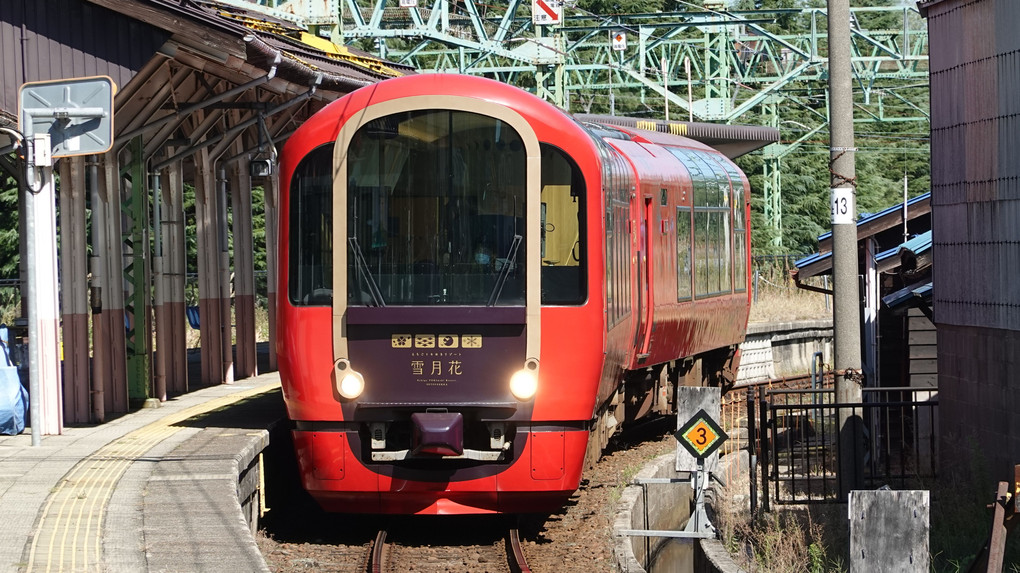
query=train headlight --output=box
[334,359,365,400]
[509,359,539,401]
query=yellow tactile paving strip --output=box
[24,383,279,573]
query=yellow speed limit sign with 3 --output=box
[675,409,728,459]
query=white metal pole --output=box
[26,133,63,442]
[662,57,669,122]
[685,56,693,122]
[903,173,908,243]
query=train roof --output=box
[574,114,779,159]
[289,74,594,155]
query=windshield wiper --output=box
[487,234,522,307]
[348,236,385,307]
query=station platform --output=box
[0,372,285,573]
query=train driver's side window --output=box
[289,144,334,306]
[540,144,586,305]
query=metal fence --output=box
[751,253,806,269]
[748,384,938,509]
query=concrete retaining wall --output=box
[613,453,690,572]
[737,319,833,384]
[613,451,748,573]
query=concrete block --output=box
[849,490,929,573]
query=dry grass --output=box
[928,461,1020,572]
[0,298,19,328]
[715,474,847,573]
[715,447,1020,573]
[750,275,832,324]
[185,303,271,350]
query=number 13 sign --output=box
[831,187,855,225]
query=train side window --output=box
[592,137,632,327]
[667,147,731,299]
[725,165,748,293]
[676,206,692,300]
[733,211,747,292]
[702,153,732,293]
[289,144,334,306]
[540,144,586,305]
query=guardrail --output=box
[748,384,938,509]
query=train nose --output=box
[411,412,464,456]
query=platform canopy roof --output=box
[0,0,413,163]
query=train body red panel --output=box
[277,74,752,514]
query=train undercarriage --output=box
[584,345,740,469]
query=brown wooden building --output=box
[921,0,1020,482]
[793,193,934,391]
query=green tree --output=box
[850,0,903,30]
[0,173,18,278]
[181,182,269,305]
[729,0,800,33]
[578,0,667,14]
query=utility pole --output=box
[827,0,863,499]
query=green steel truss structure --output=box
[217,1,930,245]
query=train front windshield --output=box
[289,108,586,308]
[346,110,527,306]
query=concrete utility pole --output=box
[827,0,863,499]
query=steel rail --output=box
[368,529,388,573]
[506,527,532,573]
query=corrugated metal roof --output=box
[816,192,931,246]
[875,244,900,266]
[202,0,414,83]
[245,34,400,93]
[795,230,933,278]
[795,195,933,280]
[794,250,829,271]
[1,0,172,120]
[882,280,933,311]
[916,0,946,17]
[1,0,409,123]
[871,229,933,275]
[88,0,249,58]
[898,230,933,257]
[872,229,933,264]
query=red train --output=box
[277,74,770,514]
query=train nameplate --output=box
[675,409,727,460]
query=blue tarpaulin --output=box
[0,325,28,435]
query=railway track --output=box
[365,519,531,573]
[259,414,679,573]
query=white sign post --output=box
[19,76,114,444]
